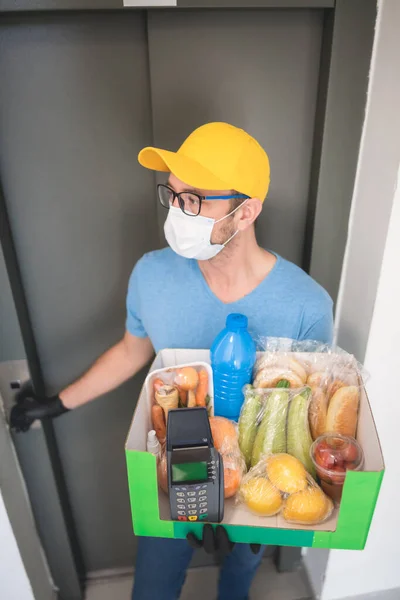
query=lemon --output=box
[241,477,283,516]
[266,454,308,494]
[283,487,333,525]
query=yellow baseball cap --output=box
[138,122,270,201]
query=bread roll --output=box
[308,386,328,440]
[325,386,360,437]
[254,357,307,384]
[326,378,346,400]
[286,358,308,383]
[307,371,329,389]
[253,366,304,389]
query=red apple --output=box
[340,443,359,463]
[330,465,346,484]
[315,443,336,470]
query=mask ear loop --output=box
[214,199,249,247]
[215,199,249,225]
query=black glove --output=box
[10,391,69,433]
[187,524,261,561]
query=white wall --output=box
[0,490,34,600]
[319,1,400,598]
[322,167,400,599]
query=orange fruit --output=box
[209,417,237,452]
[266,454,308,494]
[283,486,333,525]
[224,467,242,498]
[241,477,283,516]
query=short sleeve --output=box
[300,311,334,345]
[126,260,148,338]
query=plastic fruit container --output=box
[310,434,364,504]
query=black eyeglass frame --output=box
[157,183,249,217]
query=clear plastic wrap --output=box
[147,363,213,444]
[252,338,366,440]
[209,416,246,498]
[254,339,364,386]
[157,448,168,495]
[310,433,364,504]
[155,415,246,499]
[238,385,315,477]
[237,453,333,526]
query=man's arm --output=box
[60,331,154,409]
[10,331,154,431]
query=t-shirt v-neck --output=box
[126,248,333,352]
[191,252,280,308]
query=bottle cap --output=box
[147,430,161,455]
[148,430,157,443]
[226,313,248,330]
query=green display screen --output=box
[172,461,208,483]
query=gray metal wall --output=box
[0,12,159,571]
[0,245,25,361]
[148,9,323,265]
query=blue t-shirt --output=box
[126,248,333,352]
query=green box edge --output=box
[126,449,384,549]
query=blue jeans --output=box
[132,537,264,600]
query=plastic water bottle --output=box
[211,313,256,421]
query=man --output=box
[11,122,333,599]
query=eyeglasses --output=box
[157,184,249,217]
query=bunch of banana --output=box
[239,384,315,477]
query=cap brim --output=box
[138,147,232,192]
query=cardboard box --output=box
[125,349,384,550]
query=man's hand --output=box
[10,391,69,433]
[187,524,261,561]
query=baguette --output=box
[325,386,360,437]
[308,386,328,440]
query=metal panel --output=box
[308,0,376,303]
[179,0,333,6]
[0,245,25,362]
[0,0,334,12]
[0,360,56,600]
[1,185,84,598]
[0,11,158,573]
[148,9,324,267]
[0,0,124,10]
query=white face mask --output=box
[164,201,247,261]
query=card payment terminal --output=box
[167,407,224,523]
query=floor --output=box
[85,558,312,600]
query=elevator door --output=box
[0,8,323,573]
[0,12,158,571]
[148,9,323,264]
